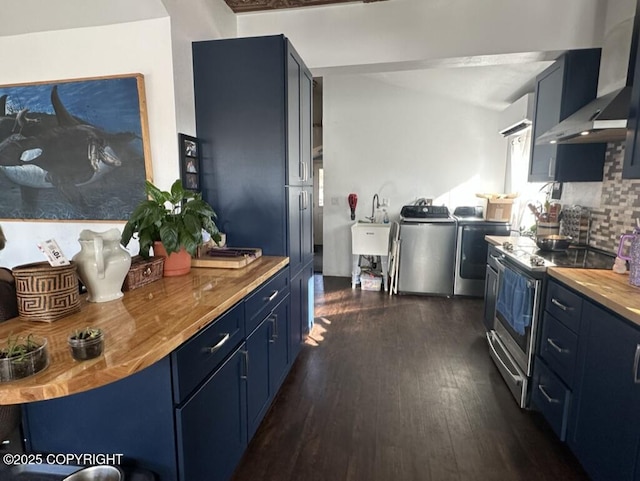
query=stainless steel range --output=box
[486,238,615,408]
[452,206,510,297]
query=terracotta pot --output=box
[153,242,191,277]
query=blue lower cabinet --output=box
[246,295,290,439]
[176,344,248,481]
[569,301,640,481]
[246,318,272,439]
[23,357,178,480]
[290,262,313,362]
[269,296,290,395]
[531,357,570,441]
[21,267,298,481]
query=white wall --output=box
[238,0,604,72]
[163,0,236,135]
[0,3,236,268]
[0,19,177,267]
[322,74,505,277]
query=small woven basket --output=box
[123,256,164,291]
[12,261,80,322]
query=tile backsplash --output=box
[579,141,640,252]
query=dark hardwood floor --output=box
[231,276,589,481]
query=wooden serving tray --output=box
[191,248,262,269]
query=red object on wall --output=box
[348,193,358,220]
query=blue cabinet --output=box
[623,13,640,179]
[291,263,313,360]
[287,44,313,187]
[176,345,248,481]
[246,296,290,439]
[532,279,582,441]
[23,267,294,481]
[193,35,314,373]
[529,49,606,182]
[569,301,640,481]
[193,35,314,276]
[244,267,290,439]
[537,278,640,481]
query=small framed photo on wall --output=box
[179,133,200,192]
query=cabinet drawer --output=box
[539,311,578,387]
[245,267,289,334]
[172,302,245,403]
[532,357,571,441]
[546,280,583,332]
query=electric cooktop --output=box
[497,243,616,272]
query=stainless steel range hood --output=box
[536,2,638,145]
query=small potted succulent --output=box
[0,334,49,381]
[68,327,104,361]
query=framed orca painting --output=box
[0,73,153,221]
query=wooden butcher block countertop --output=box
[0,256,288,405]
[548,268,640,327]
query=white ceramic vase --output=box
[72,229,132,302]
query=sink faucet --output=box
[367,194,380,222]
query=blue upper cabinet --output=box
[193,35,313,263]
[287,46,313,187]
[529,49,607,182]
[624,15,640,179]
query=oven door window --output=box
[459,225,510,280]
[496,265,535,353]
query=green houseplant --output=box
[121,179,221,275]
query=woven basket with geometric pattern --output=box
[12,261,80,322]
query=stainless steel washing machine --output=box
[397,204,457,296]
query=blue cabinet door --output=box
[290,263,313,361]
[529,49,605,182]
[269,296,291,395]
[569,301,640,481]
[193,35,288,257]
[176,345,248,481]
[246,318,271,439]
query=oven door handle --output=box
[486,332,523,385]
[492,255,507,273]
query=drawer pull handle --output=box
[265,290,279,302]
[538,385,560,404]
[208,333,230,353]
[547,338,567,354]
[241,350,249,380]
[551,298,571,311]
[269,314,279,343]
[633,344,640,384]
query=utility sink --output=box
[351,222,391,256]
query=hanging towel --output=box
[496,267,533,336]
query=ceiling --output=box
[224,0,384,13]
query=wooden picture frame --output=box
[179,134,200,192]
[0,73,153,221]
